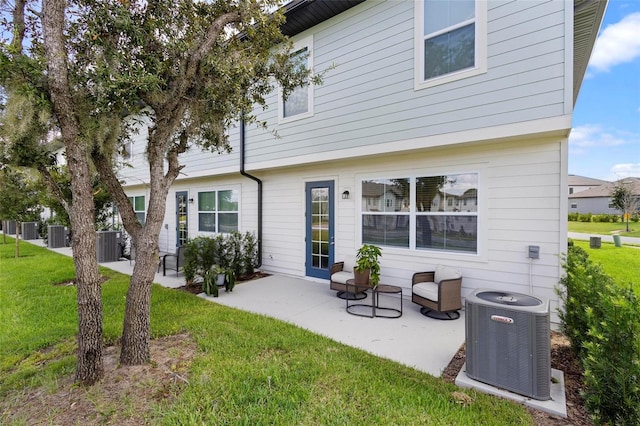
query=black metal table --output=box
[345,279,403,318]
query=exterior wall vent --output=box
[96,231,122,262]
[465,289,551,400]
[48,225,67,248]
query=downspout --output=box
[239,118,263,268]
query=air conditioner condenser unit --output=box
[465,289,551,400]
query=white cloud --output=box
[609,163,640,180]
[569,124,629,149]
[589,12,640,72]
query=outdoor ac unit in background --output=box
[96,230,122,263]
[48,225,67,248]
[465,289,551,400]
[21,222,39,240]
[3,220,17,235]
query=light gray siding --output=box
[158,135,566,322]
[237,0,568,165]
[569,197,617,215]
[120,0,570,182]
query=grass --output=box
[0,238,533,425]
[573,240,640,294]
[568,220,640,237]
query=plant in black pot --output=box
[354,244,382,287]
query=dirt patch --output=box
[1,334,197,425]
[442,331,590,425]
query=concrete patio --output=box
[33,239,464,377]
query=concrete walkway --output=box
[27,239,465,377]
[568,231,640,246]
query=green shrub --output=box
[182,232,258,284]
[557,245,640,425]
[581,285,640,426]
[568,212,579,222]
[557,245,611,359]
[592,214,619,223]
[579,212,593,222]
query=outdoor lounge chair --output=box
[163,246,184,276]
[330,261,367,300]
[411,265,462,320]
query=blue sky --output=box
[570,0,640,181]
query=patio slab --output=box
[28,238,465,376]
[203,274,465,377]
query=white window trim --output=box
[196,187,240,234]
[123,140,133,160]
[357,170,484,259]
[278,35,314,124]
[414,0,488,90]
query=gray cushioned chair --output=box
[412,265,462,320]
[330,261,367,300]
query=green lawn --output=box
[0,239,532,425]
[568,220,640,237]
[573,240,640,294]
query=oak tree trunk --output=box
[43,0,104,385]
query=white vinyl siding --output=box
[235,0,566,166]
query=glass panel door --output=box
[305,181,334,279]
[176,191,188,247]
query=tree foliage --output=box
[2,0,318,383]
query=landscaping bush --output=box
[579,212,593,222]
[557,245,640,425]
[568,212,579,222]
[582,285,640,425]
[592,213,619,223]
[182,232,258,284]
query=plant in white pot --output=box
[354,244,382,287]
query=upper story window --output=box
[279,36,314,123]
[122,140,133,160]
[415,0,487,90]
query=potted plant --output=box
[213,264,226,286]
[354,244,382,287]
[224,269,235,292]
[202,269,219,297]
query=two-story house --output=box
[121,0,607,321]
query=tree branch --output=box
[92,149,143,240]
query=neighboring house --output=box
[569,177,640,215]
[567,174,609,195]
[121,0,607,322]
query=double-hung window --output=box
[361,173,478,254]
[128,195,146,224]
[415,0,487,89]
[198,189,239,233]
[279,36,314,123]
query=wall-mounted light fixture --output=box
[188,198,194,203]
[342,190,350,200]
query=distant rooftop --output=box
[568,175,610,187]
[569,177,640,198]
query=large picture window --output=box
[415,0,486,89]
[198,189,239,233]
[361,174,478,254]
